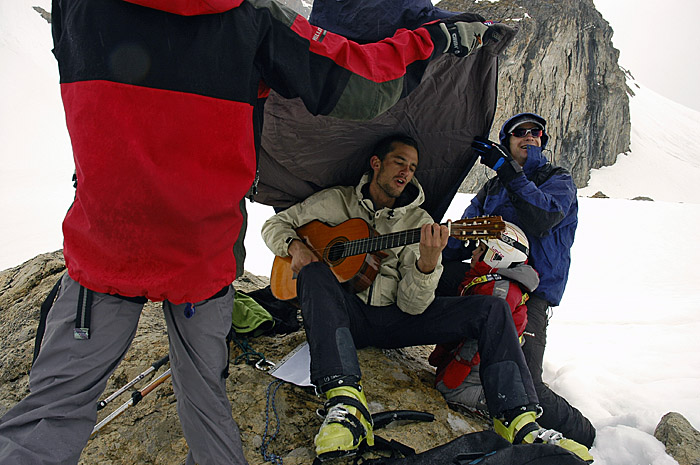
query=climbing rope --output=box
[261,379,286,465]
[230,332,267,366]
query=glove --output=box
[436,14,506,57]
[471,136,523,183]
[472,136,510,169]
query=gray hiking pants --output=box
[0,273,247,465]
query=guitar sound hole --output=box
[326,242,346,264]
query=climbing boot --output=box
[494,409,594,463]
[315,384,374,460]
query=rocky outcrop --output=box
[0,252,487,464]
[436,0,631,191]
[654,412,700,465]
[32,6,51,23]
[279,0,312,17]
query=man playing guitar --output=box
[261,134,591,462]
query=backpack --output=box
[360,430,589,465]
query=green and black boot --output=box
[315,384,374,460]
[494,408,594,463]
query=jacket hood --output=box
[497,263,540,292]
[499,112,549,149]
[471,261,539,292]
[124,0,242,15]
[355,172,425,217]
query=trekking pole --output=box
[91,368,172,437]
[97,354,170,411]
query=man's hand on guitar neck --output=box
[416,223,449,274]
[288,239,320,274]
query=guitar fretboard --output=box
[340,228,422,258]
[322,217,503,262]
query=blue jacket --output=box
[444,117,577,306]
[310,0,457,42]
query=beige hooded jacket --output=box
[262,172,442,314]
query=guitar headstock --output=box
[447,216,505,242]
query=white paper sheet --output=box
[268,341,313,387]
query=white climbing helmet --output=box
[480,222,529,269]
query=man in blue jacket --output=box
[443,113,596,448]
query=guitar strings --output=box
[300,218,502,258]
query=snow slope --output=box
[0,0,74,270]
[579,80,700,204]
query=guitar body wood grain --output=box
[270,218,385,301]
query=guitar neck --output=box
[325,216,504,261]
[341,227,423,258]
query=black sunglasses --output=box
[511,128,543,138]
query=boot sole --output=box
[316,448,358,462]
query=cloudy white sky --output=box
[593,0,700,112]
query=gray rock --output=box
[32,6,51,23]
[0,252,488,464]
[654,412,700,465]
[436,0,631,191]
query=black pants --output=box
[296,262,538,418]
[438,261,596,447]
[524,295,596,448]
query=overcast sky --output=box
[593,0,700,112]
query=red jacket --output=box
[430,261,539,388]
[53,0,446,303]
[458,261,536,334]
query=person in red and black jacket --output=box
[0,1,506,464]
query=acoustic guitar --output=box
[269,216,505,301]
